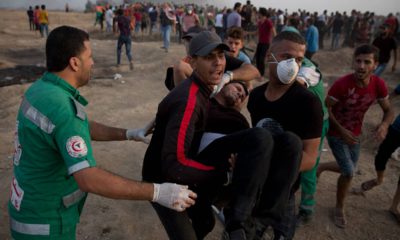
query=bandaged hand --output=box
[152,183,197,212]
[210,72,232,98]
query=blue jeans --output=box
[331,32,341,49]
[135,21,141,33]
[327,135,361,177]
[117,35,132,64]
[161,25,172,49]
[374,63,388,77]
[40,24,49,37]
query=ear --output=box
[189,56,196,69]
[69,57,80,72]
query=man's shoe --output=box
[296,211,313,227]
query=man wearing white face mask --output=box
[248,31,323,240]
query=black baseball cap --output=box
[189,31,230,57]
[182,25,206,39]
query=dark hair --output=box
[234,2,241,10]
[259,7,268,17]
[116,8,124,16]
[272,31,306,46]
[354,44,379,62]
[41,5,45,10]
[228,80,249,96]
[46,26,89,72]
[288,18,299,28]
[227,27,245,40]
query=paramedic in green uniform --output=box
[8,25,196,240]
[296,57,329,225]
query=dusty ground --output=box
[1,9,400,240]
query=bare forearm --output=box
[299,140,320,172]
[74,167,154,200]
[381,109,394,127]
[89,120,127,141]
[232,63,261,82]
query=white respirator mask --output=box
[269,53,300,84]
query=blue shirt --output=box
[305,25,319,53]
[238,51,251,64]
[227,11,241,28]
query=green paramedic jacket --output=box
[301,58,329,121]
[9,72,96,238]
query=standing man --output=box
[373,23,397,76]
[181,6,199,35]
[8,26,196,240]
[227,2,242,28]
[38,4,49,38]
[27,6,34,31]
[253,7,276,79]
[148,6,158,35]
[318,44,394,228]
[115,8,134,70]
[105,6,114,33]
[331,12,344,50]
[296,57,330,226]
[159,3,175,53]
[247,31,323,239]
[305,18,319,60]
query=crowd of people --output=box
[26,4,49,37]
[14,1,400,240]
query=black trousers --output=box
[375,125,400,171]
[153,129,302,239]
[255,43,270,76]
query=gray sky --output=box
[0,0,398,16]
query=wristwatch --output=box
[225,71,233,82]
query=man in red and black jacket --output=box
[143,31,276,240]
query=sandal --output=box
[361,179,378,191]
[333,208,347,228]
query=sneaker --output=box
[296,211,313,227]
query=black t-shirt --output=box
[164,54,244,91]
[248,82,323,193]
[332,17,344,34]
[247,82,323,140]
[373,36,397,64]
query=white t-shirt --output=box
[215,13,224,27]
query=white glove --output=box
[296,66,320,88]
[126,119,155,144]
[152,183,196,212]
[210,72,232,98]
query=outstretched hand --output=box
[126,119,155,144]
[153,183,197,212]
